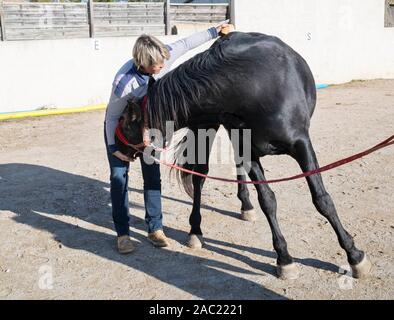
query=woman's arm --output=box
[157,27,219,78]
[168,27,218,61]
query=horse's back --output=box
[215,32,316,117]
[212,32,317,150]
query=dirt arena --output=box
[0,79,393,299]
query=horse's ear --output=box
[127,99,141,122]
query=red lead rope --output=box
[150,134,394,185]
[115,118,130,146]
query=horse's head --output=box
[115,98,146,158]
[124,98,144,142]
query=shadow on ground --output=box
[0,163,340,299]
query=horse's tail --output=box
[163,128,194,198]
[175,162,194,199]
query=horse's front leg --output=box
[186,126,217,249]
[226,126,256,221]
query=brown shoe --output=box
[148,230,169,247]
[117,235,135,254]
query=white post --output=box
[0,0,6,41]
[165,0,171,35]
[230,0,236,27]
[88,0,95,38]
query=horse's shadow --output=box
[131,187,339,274]
[0,163,336,299]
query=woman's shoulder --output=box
[114,59,135,79]
[112,60,150,99]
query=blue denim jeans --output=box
[104,127,163,236]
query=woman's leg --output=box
[104,127,130,237]
[140,157,163,233]
[108,157,130,236]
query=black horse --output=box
[117,31,372,280]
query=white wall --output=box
[234,0,394,84]
[0,34,214,113]
[1,0,393,113]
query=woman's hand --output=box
[216,21,234,36]
[113,151,136,162]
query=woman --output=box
[104,23,231,254]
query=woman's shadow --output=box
[0,163,287,299]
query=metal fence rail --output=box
[170,3,228,24]
[2,2,89,40]
[0,1,231,41]
[93,2,165,37]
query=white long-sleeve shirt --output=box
[105,27,219,153]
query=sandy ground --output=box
[0,79,393,300]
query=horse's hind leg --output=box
[291,135,372,278]
[236,164,256,222]
[244,157,299,280]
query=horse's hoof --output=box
[351,254,372,279]
[240,209,257,222]
[277,263,299,280]
[186,234,204,249]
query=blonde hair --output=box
[133,34,170,69]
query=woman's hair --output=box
[133,34,170,69]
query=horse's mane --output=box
[147,39,228,134]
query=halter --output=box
[115,95,151,153]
